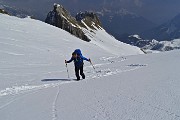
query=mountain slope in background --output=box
[45,4,156,43]
[44,4,143,55]
[98,8,156,39]
[117,34,180,52]
[0,13,180,120]
[142,13,180,41]
[0,1,158,38]
[0,3,31,18]
[2,0,180,43]
[142,39,180,51]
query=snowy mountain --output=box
[44,3,143,56]
[118,34,180,52]
[0,13,180,120]
[44,3,180,53]
[45,4,156,42]
[142,13,180,41]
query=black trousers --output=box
[75,65,85,80]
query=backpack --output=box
[74,49,82,56]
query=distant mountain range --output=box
[116,13,180,52]
[97,8,157,40]
[141,13,180,41]
[0,4,31,18]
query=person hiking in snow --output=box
[65,49,91,81]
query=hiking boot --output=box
[82,74,85,79]
[77,77,80,81]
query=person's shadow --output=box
[41,78,75,82]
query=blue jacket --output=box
[67,55,89,68]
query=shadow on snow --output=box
[41,78,76,82]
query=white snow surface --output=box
[0,14,180,120]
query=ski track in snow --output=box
[52,86,60,120]
[0,81,75,97]
[86,56,147,79]
[0,56,147,98]
[0,50,24,56]
[0,56,148,118]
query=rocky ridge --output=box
[45,3,103,42]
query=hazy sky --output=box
[1,0,180,24]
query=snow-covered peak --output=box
[54,3,61,7]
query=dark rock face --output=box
[45,4,102,42]
[76,11,102,29]
[0,9,8,14]
[45,4,89,41]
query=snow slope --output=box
[83,26,142,55]
[0,14,180,120]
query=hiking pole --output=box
[90,59,99,77]
[90,60,96,71]
[65,62,70,79]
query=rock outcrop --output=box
[0,9,8,14]
[76,11,102,29]
[45,3,102,42]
